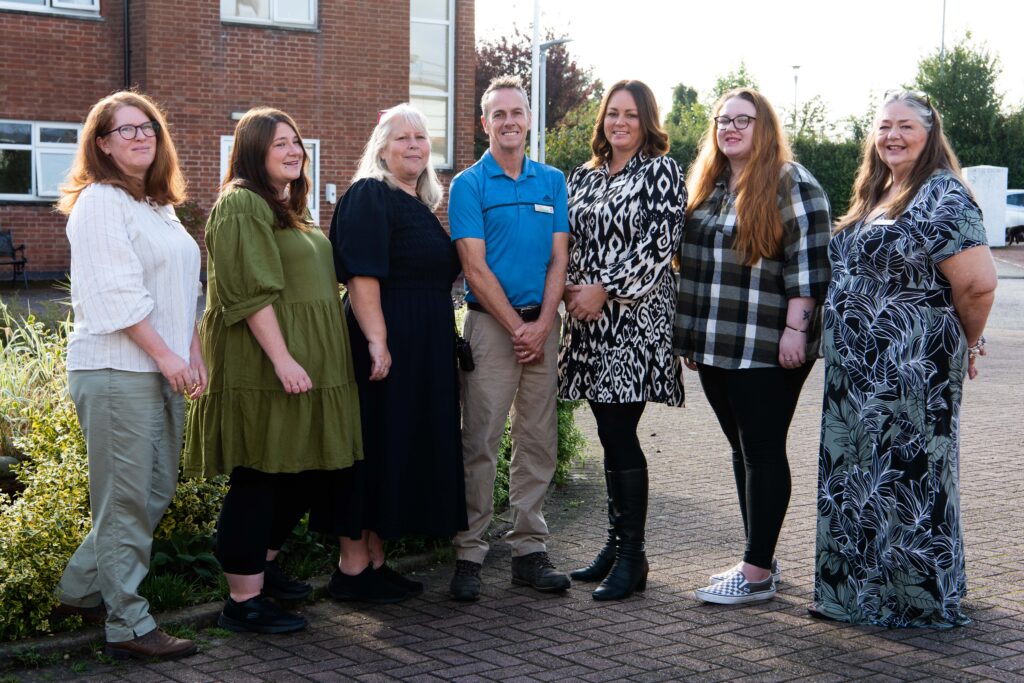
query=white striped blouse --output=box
[66,183,202,373]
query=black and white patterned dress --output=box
[557,152,686,405]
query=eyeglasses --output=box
[100,121,161,140]
[714,115,756,130]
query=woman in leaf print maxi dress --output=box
[814,90,997,628]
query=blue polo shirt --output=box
[449,150,569,307]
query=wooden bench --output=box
[0,229,29,287]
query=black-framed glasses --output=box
[714,115,756,130]
[100,121,161,140]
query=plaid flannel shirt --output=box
[673,162,832,369]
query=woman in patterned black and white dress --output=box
[558,79,686,601]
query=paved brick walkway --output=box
[5,263,1024,682]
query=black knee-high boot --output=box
[593,468,648,601]
[570,470,616,582]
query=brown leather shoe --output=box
[50,602,107,626]
[104,628,198,660]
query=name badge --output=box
[872,219,896,226]
[534,204,554,214]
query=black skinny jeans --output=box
[697,362,814,569]
[588,400,647,471]
[215,467,316,575]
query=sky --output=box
[475,0,1024,128]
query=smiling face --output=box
[96,105,157,181]
[874,101,929,181]
[383,119,430,189]
[716,96,757,166]
[482,87,531,156]
[603,88,643,162]
[264,121,304,196]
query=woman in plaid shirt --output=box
[673,88,831,605]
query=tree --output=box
[913,33,1002,167]
[790,95,833,142]
[475,28,601,156]
[543,99,599,175]
[709,62,759,103]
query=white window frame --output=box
[410,0,455,170]
[0,0,99,16]
[219,0,316,29]
[219,135,320,224]
[0,120,81,201]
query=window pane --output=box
[223,0,268,19]
[410,0,447,20]
[410,97,448,166]
[0,123,32,145]
[273,0,313,24]
[0,149,32,195]
[37,150,75,196]
[1,0,47,6]
[410,22,448,93]
[39,127,78,144]
[52,0,99,8]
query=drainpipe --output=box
[123,0,131,88]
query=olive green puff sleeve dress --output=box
[184,188,362,477]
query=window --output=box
[0,0,99,15]
[0,120,80,200]
[219,136,320,224]
[410,0,455,169]
[220,0,315,28]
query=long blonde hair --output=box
[835,90,962,232]
[686,88,792,266]
[352,103,443,210]
[57,91,185,214]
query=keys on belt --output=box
[466,301,542,322]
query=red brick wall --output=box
[0,3,125,277]
[0,0,475,278]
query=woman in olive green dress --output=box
[184,108,362,634]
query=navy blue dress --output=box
[327,178,466,540]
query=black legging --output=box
[588,401,647,470]
[696,362,814,569]
[215,467,315,575]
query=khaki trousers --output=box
[454,310,560,564]
[58,370,183,643]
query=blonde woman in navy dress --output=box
[558,80,686,601]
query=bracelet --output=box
[967,335,986,360]
[785,324,807,333]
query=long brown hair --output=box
[835,90,962,232]
[686,88,792,266]
[222,107,312,231]
[587,79,669,168]
[57,90,185,214]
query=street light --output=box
[538,37,571,163]
[792,65,801,132]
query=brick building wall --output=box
[0,0,475,279]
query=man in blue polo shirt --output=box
[448,75,570,601]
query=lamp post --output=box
[538,37,572,163]
[792,65,801,132]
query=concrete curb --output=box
[0,551,438,664]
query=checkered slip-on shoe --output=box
[694,569,776,605]
[709,558,781,585]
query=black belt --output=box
[467,301,542,322]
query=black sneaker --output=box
[449,560,482,602]
[263,559,312,601]
[217,595,307,634]
[327,566,409,603]
[511,552,571,593]
[374,564,424,597]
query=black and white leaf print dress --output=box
[814,171,987,628]
[557,152,686,406]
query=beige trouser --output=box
[454,310,560,564]
[58,369,183,643]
